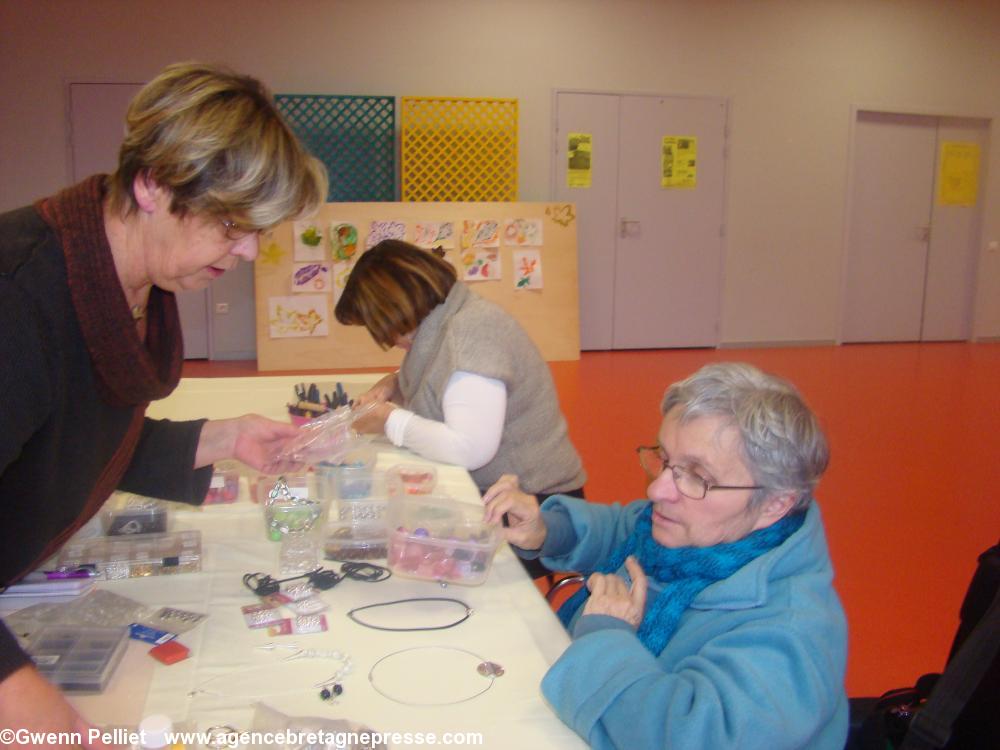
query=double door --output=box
[842,111,986,342]
[554,92,729,349]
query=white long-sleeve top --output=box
[384,370,506,470]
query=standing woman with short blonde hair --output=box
[0,62,327,739]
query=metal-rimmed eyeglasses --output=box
[219,217,260,240]
[636,445,764,500]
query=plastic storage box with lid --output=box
[316,445,378,501]
[387,495,499,585]
[27,625,129,693]
[101,493,168,535]
[386,463,438,496]
[324,480,390,560]
[204,462,241,504]
[325,521,389,561]
[258,472,326,541]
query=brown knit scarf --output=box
[25,175,184,570]
[34,175,183,407]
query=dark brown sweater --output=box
[0,183,211,680]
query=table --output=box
[83,376,585,747]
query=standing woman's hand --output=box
[482,474,548,550]
[195,414,300,471]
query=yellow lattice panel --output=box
[401,96,518,202]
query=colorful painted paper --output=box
[513,249,543,289]
[366,220,407,249]
[292,263,331,293]
[329,221,359,261]
[268,295,329,338]
[938,142,980,206]
[293,219,325,261]
[332,260,353,305]
[460,219,500,249]
[661,136,697,188]
[567,133,592,188]
[502,218,543,247]
[413,221,455,249]
[461,250,500,281]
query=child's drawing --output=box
[413,221,455,249]
[513,249,543,289]
[329,221,359,262]
[292,263,331,293]
[462,250,501,282]
[365,220,406,249]
[268,295,329,338]
[460,219,500,249]
[293,218,325,261]
[503,218,543,247]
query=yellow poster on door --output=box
[567,133,592,188]
[662,136,697,188]
[938,142,980,207]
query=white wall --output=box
[2,0,998,344]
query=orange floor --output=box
[183,342,1000,697]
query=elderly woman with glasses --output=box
[0,62,326,740]
[483,362,848,749]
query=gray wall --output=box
[2,0,998,346]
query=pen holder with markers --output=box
[386,495,499,586]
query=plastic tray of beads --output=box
[28,625,129,693]
[55,530,202,580]
[324,521,389,561]
[386,464,438,496]
[386,496,499,586]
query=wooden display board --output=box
[255,202,580,370]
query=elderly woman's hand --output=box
[482,474,547,550]
[582,556,648,628]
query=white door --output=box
[554,92,728,349]
[68,82,211,359]
[552,92,620,349]
[842,111,986,342]
[922,118,987,341]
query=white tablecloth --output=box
[75,376,587,747]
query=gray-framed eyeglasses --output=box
[636,445,764,500]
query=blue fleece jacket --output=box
[531,497,848,750]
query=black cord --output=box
[242,562,389,597]
[332,561,392,583]
[346,597,473,632]
[242,568,343,596]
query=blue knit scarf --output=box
[558,504,805,655]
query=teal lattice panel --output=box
[276,94,395,202]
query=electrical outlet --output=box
[215,302,229,314]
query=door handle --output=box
[918,224,931,242]
[620,218,640,238]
